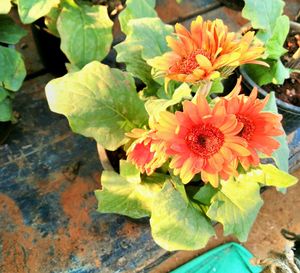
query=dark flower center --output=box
[237,115,256,141]
[185,124,224,158]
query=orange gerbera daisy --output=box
[148,16,266,83]
[155,95,251,187]
[220,78,284,170]
[126,128,168,175]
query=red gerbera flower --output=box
[126,128,168,175]
[155,95,250,187]
[220,78,284,169]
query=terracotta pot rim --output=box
[97,143,114,171]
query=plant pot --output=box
[239,21,300,135]
[31,18,68,77]
[0,121,13,145]
[217,0,244,11]
[97,144,115,171]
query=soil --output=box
[263,30,300,107]
[263,74,300,107]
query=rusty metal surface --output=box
[0,75,168,273]
[156,0,220,23]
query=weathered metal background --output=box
[1,0,299,272]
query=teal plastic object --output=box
[171,242,262,273]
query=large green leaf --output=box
[0,15,27,44]
[45,61,148,151]
[44,5,61,37]
[0,97,12,121]
[244,59,290,86]
[57,3,113,68]
[150,181,215,251]
[242,0,285,38]
[17,0,59,24]
[263,92,289,172]
[123,18,173,60]
[0,0,11,14]
[0,45,26,92]
[259,164,297,187]
[193,184,218,206]
[263,15,289,59]
[235,164,297,188]
[115,44,159,95]
[119,0,157,35]
[207,178,263,241]
[120,160,141,184]
[95,170,165,218]
[115,18,173,90]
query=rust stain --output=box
[156,0,182,22]
[117,221,141,238]
[0,173,104,272]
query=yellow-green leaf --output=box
[0,0,12,14]
[150,181,215,251]
[207,178,263,241]
[95,170,164,218]
[17,0,59,24]
[45,61,148,151]
[57,3,113,68]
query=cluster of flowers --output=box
[126,16,284,187]
[127,80,283,187]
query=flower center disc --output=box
[185,124,224,158]
[171,49,210,74]
[237,115,256,141]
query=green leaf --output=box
[242,0,285,38]
[0,15,27,44]
[44,5,61,37]
[45,61,148,151]
[115,44,160,95]
[234,164,296,188]
[125,18,173,60]
[0,86,9,102]
[0,0,11,14]
[0,45,26,92]
[17,0,60,24]
[207,178,263,241]
[145,83,191,121]
[150,181,215,251]
[193,184,218,206]
[0,97,12,121]
[209,78,224,95]
[120,160,141,184]
[244,59,290,86]
[259,164,298,187]
[263,15,289,59]
[119,0,157,35]
[57,3,113,68]
[115,17,173,89]
[95,170,164,218]
[263,92,289,172]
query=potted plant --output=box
[12,0,121,75]
[45,3,298,251]
[239,0,300,134]
[0,3,26,144]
